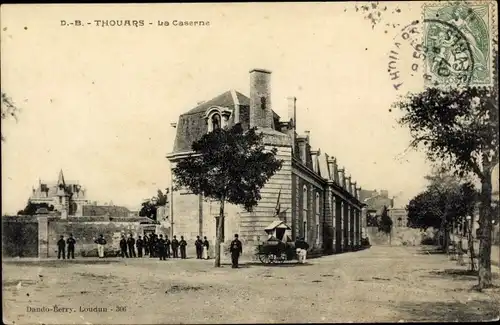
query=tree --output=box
[1,91,20,142]
[394,74,498,288]
[17,202,55,215]
[139,188,169,220]
[378,205,393,244]
[172,123,283,267]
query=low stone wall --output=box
[366,227,430,246]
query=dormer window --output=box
[204,106,232,133]
[211,113,221,131]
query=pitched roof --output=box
[172,90,283,153]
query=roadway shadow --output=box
[416,246,447,255]
[244,261,312,268]
[394,300,499,322]
[3,258,123,268]
[423,268,499,281]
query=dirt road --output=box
[3,246,499,324]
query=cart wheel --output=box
[258,254,270,264]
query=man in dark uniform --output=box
[179,236,187,259]
[127,234,136,258]
[203,236,210,260]
[157,234,166,260]
[120,235,129,258]
[165,235,171,258]
[195,236,203,259]
[144,234,149,256]
[57,235,66,260]
[171,235,179,258]
[149,234,156,258]
[66,234,76,259]
[230,234,243,268]
[136,235,144,257]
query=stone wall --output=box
[2,216,39,257]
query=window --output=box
[260,97,266,109]
[315,192,320,245]
[211,113,221,130]
[303,185,308,241]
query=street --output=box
[3,245,500,324]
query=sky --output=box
[1,2,434,214]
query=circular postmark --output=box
[387,18,475,91]
[423,18,474,88]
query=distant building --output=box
[81,205,132,218]
[389,208,408,228]
[29,170,89,218]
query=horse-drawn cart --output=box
[255,220,296,264]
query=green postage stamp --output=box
[423,1,497,88]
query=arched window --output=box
[315,192,320,245]
[303,185,308,242]
[211,113,221,131]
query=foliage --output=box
[378,205,393,234]
[172,123,283,212]
[138,188,169,220]
[406,170,478,231]
[1,91,20,142]
[172,123,283,267]
[393,50,498,287]
[17,202,55,215]
[394,86,498,179]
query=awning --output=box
[264,220,292,231]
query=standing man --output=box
[66,234,76,259]
[203,236,210,260]
[94,234,107,258]
[127,233,136,258]
[144,234,150,256]
[165,235,171,258]
[300,237,310,264]
[57,235,66,260]
[230,234,243,268]
[120,235,129,258]
[195,236,203,259]
[179,236,187,259]
[171,235,179,258]
[136,235,144,258]
[158,234,166,261]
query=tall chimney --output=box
[352,181,357,198]
[249,69,273,129]
[287,96,297,154]
[347,176,352,194]
[338,168,345,188]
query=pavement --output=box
[3,245,500,324]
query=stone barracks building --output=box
[166,69,365,256]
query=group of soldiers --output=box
[119,233,211,260]
[56,232,244,268]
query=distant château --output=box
[29,170,89,217]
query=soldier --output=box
[120,235,129,258]
[157,234,166,261]
[195,236,203,259]
[136,235,144,258]
[66,233,76,259]
[179,236,187,259]
[144,234,150,256]
[94,234,107,258]
[149,234,157,258]
[127,233,136,258]
[230,234,243,268]
[171,235,179,258]
[203,236,210,260]
[57,235,66,260]
[165,235,171,258]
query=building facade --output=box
[166,69,365,256]
[29,170,89,218]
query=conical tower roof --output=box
[57,169,66,186]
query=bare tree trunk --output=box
[214,198,225,268]
[468,215,475,272]
[477,171,493,289]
